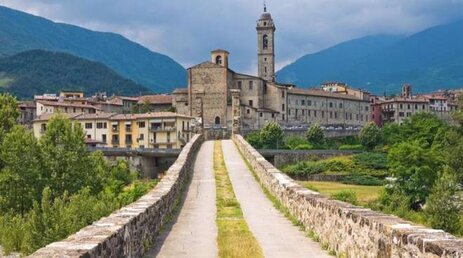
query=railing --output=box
[112,127,119,133]
[149,126,176,132]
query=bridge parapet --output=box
[31,134,204,258]
[233,134,463,258]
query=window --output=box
[308,100,312,106]
[330,112,333,119]
[215,116,221,125]
[139,134,144,140]
[301,100,305,106]
[365,106,369,111]
[237,81,242,89]
[247,109,250,114]
[263,34,269,49]
[102,134,107,143]
[281,91,285,98]
[215,55,222,65]
[407,112,412,117]
[308,110,311,117]
[271,113,275,118]
[249,100,253,107]
[329,102,333,108]
[400,104,403,109]
[249,81,253,90]
[167,132,171,143]
[282,104,285,111]
[138,122,146,128]
[415,104,418,109]
[85,123,92,129]
[422,105,425,109]
[260,112,263,118]
[87,135,91,139]
[335,112,337,119]
[407,104,411,110]
[282,114,285,120]
[302,110,305,116]
[322,111,325,118]
[314,110,317,117]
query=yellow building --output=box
[33,112,193,149]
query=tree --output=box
[0,93,19,142]
[452,94,463,127]
[425,167,462,234]
[359,122,383,150]
[245,131,262,149]
[306,124,325,147]
[387,140,444,209]
[260,121,283,149]
[0,125,42,215]
[39,115,104,197]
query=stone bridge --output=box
[32,135,463,257]
[87,147,181,179]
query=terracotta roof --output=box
[111,112,192,120]
[288,88,368,101]
[37,100,99,110]
[211,49,229,54]
[75,113,116,120]
[188,61,224,70]
[34,113,83,122]
[18,101,36,108]
[173,88,188,94]
[382,97,429,104]
[137,95,172,105]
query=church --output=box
[173,8,371,133]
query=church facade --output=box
[173,9,371,132]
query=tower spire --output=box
[264,0,267,12]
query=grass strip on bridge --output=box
[214,141,263,258]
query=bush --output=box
[245,132,262,149]
[306,124,325,146]
[260,122,283,149]
[338,144,364,151]
[359,122,383,150]
[353,152,388,169]
[331,190,358,205]
[284,136,309,150]
[294,143,314,150]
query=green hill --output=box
[0,5,187,92]
[277,20,463,94]
[0,50,151,99]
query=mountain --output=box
[0,50,151,99]
[0,5,186,92]
[277,20,463,94]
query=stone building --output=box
[173,8,371,132]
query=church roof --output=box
[260,12,272,20]
[188,61,224,69]
[211,49,229,54]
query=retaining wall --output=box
[233,134,463,258]
[31,134,204,258]
[258,149,361,167]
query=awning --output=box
[125,122,132,125]
[111,122,118,125]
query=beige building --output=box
[36,100,100,116]
[33,112,193,149]
[172,9,371,131]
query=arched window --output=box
[263,35,269,49]
[215,116,221,125]
[215,55,222,65]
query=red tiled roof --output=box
[137,95,173,105]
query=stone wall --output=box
[31,134,204,258]
[233,134,463,258]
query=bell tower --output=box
[256,4,276,82]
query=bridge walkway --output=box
[221,140,330,258]
[147,141,218,258]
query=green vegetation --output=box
[306,124,325,147]
[300,181,382,206]
[214,141,263,258]
[0,50,151,99]
[359,122,383,150]
[0,77,13,88]
[0,94,156,254]
[282,153,387,185]
[330,190,358,205]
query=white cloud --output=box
[1,0,463,72]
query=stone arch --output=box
[215,116,221,125]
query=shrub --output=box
[245,132,262,149]
[338,144,364,151]
[331,190,358,205]
[359,122,383,150]
[320,156,354,172]
[260,122,283,149]
[306,124,325,146]
[425,167,461,234]
[294,143,314,150]
[284,136,308,150]
[353,152,388,169]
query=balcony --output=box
[111,127,119,133]
[149,126,176,132]
[125,127,132,133]
[111,139,119,145]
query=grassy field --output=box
[214,141,263,258]
[299,181,383,206]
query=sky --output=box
[1,0,463,75]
